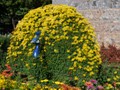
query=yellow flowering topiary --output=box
[0,74,6,89]
[7,4,102,87]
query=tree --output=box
[0,0,52,34]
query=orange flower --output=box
[60,84,81,90]
[112,82,116,87]
[2,64,13,78]
[2,70,13,77]
[5,64,12,70]
[60,84,68,90]
[85,81,93,88]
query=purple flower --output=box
[88,85,94,89]
[96,85,104,90]
[90,79,97,84]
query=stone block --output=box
[52,0,120,47]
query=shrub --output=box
[0,34,10,71]
[99,44,120,88]
[100,43,120,63]
[97,61,120,88]
[6,4,102,87]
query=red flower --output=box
[5,64,12,70]
[2,70,13,77]
[2,64,13,78]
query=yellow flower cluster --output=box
[107,69,120,83]
[0,74,63,90]
[0,74,6,89]
[1,74,120,89]
[33,84,61,90]
[7,4,102,86]
[0,74,17,89]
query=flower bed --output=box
[0,72,120,89]
[0,42,120,89]
[0,4,120,90]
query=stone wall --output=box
[52,0,120,9]
[80,9,120,47]
[52,0,120,48]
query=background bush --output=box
[0,34,10,71]
[97,61,120,89]
[100,44,120,63]
[7,4,102,87]
[0,0,52,34]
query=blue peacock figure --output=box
[31,31,41,58]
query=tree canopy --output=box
[0,0,52,34]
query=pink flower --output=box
[90,79,97,84]
[85,82,94,89]
[97,85,104,90]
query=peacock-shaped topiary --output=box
[7,4,102,87]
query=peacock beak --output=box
[31,36,39,43]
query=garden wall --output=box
[52,0,120,48]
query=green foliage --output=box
[0,34,10,71]
[0,74,62,90]
[7,4,102,87]
[0,0,52,33]
[97,61,120,86]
